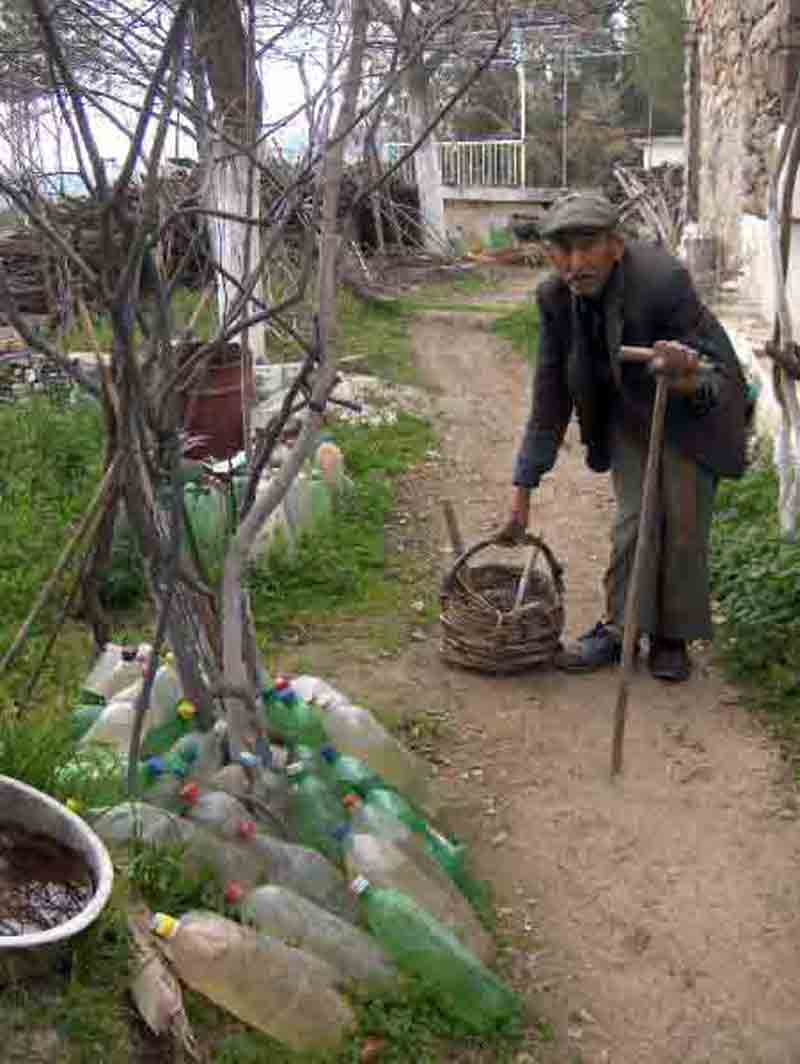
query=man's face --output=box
[544,230,625,298]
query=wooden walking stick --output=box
[610,350,670,778]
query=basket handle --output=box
[442,532,565,599]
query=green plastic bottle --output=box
[262,677,328,748]
[364,787,471,895]
[70,703,105,740]
[351,876,521,1033]
[286,759,347,866]
[140,698,198,759]
[318,745,382,798]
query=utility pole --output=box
[561,38,569,188]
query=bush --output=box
[710,459,800,750]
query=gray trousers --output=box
[603,422,717,641]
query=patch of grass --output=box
[491,302,540,363]
[185,978,524,1063]
[710,455,800,764]
[248,412,436,648]
[0,395,106,702]
[335,291,417,385]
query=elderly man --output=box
[500,193,748,682]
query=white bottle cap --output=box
[350,875,370,896]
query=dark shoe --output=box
[648,637,691,683]
[555,621,622,672]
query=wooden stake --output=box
[442,499,465,556]
[610,375,670,778]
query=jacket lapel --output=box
[603,261,624,390]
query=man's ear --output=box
[609,233,625,263]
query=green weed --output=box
[491,302,540,362]
[710,456,800,760]
[248,413,436,644]
[0,395,104,701]
[336,291,417,385]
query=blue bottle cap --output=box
[239,751,259,769]
[319,745,336,764]
[144,757,164,778]
[331,823,351,842]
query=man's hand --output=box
[650,340,699,376]
[495,487,531,545]
[649,341,701,396]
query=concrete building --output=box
[685,0,800,436]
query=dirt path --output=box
[288,270,800,1063]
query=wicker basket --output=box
[439,533,565,674]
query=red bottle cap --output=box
[236,819,257,840]
[274,676,290,691]
[342,793,362,809]
[224,881,245,905]
[180,782,200,805]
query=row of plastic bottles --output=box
[262,674,438,815]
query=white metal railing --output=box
[384,139,525,188]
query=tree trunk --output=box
[406,64,447,253]
[193,0,267,363]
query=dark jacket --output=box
[513,240,748,488]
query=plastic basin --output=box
[0,775,114,952]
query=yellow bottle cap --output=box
[65,798,83,814]
[151,913,179,939]
[176,699,197,721]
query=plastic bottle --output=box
[93,801,189,848]
[178,784,253,840]
[79,680,145,751]
[316,700,439,816]
[342,794,461,892]
[170,721,228,782]
[150,911,355,1051]
[286,759,347,865]
[318,745,383,798]
[352,877,520,1034]
[261,677,328,748]
[343,831,494,964]
[291,674,350,712]
[234,883,397,990]
[361,788,471,895]
[244,831,359,922]
[210,755,290,837]
[149,658,184,727]
[82,643,148,701]
[139,698,198,759]
[70,703,105,740]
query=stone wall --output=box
[686,0,799,271]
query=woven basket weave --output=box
[439,533,565,674]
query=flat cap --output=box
[539,192,619,239]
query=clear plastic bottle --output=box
[150,910,355,1052]
[362,788,472,897]
[286,759,347,865]
[236,883,397,990]
[316,700,438,816]
[178,785,253,840]
[291,674,350,712]
[343,831,494,965]
[210,757,290,837]
[93,801,189,848]
[149,659,184,728]
[352,877,520,1034]
[244,831,359,923]
[79,680,145,751]
[82,643,149,701]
